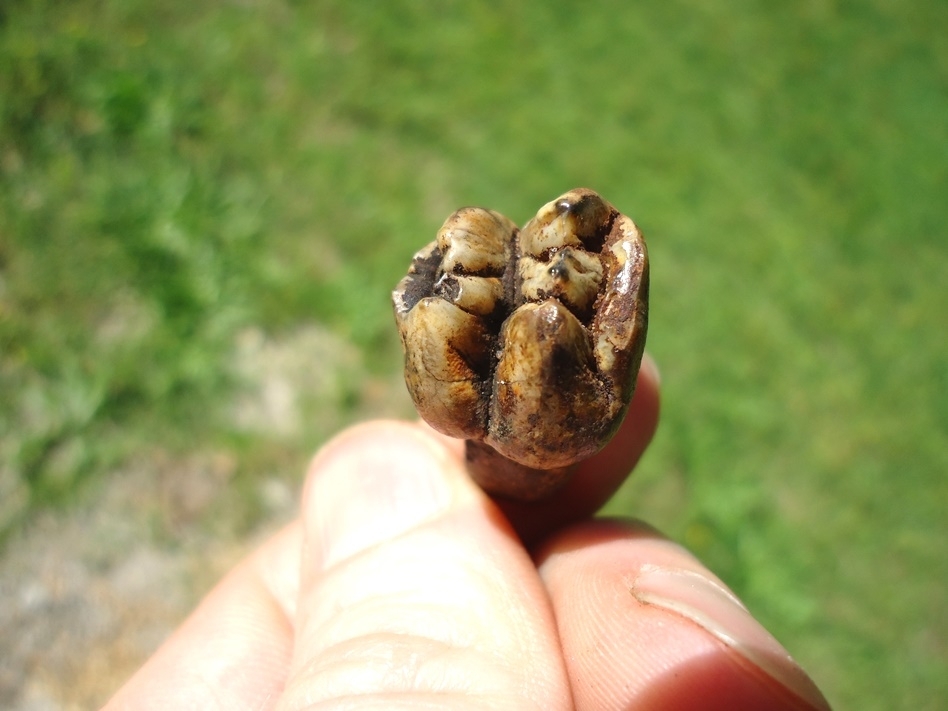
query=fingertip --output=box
[640,350,661,388]
[587,349,661,477]
[538,520,831,711]
[282,421,575,708]
[302,420,481,572]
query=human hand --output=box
[102,356,830,710]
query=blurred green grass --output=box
[1,0,945,708]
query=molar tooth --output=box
[392,188,649,500]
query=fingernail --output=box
[306,424,460,570]
[632,565,831,711]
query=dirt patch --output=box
[0,444,292,710]
[0,325,411,709]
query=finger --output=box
[102,522,302,711]
[276,421,571,710]
[536,520,832,711]
[495,352,661,543]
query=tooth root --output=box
[465,439,573,501]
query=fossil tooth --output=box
[393,188,649,500]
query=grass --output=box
[1,0,946,708]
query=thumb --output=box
[276,421,570,710]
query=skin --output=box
[102,355,831,710]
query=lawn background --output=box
[1,0,946,708]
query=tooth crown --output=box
[393,188,649,485]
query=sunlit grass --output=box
[1,1,946,708]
